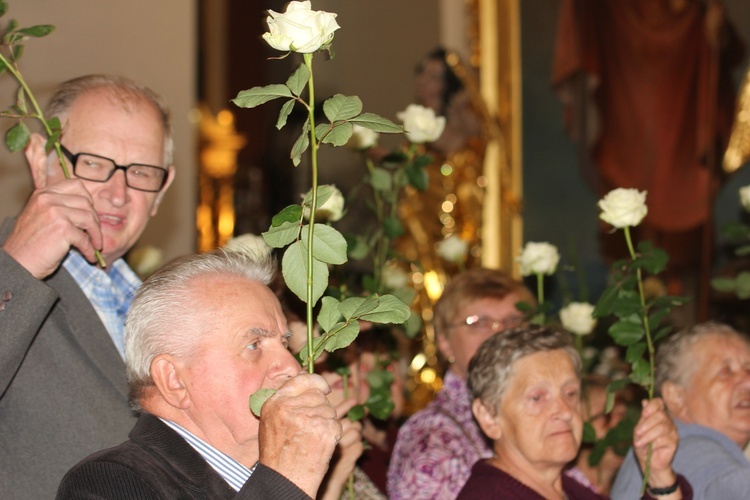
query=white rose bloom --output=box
[262,1,340,54]
[517,241,560,276]
[435,235,469,263]
[740,185,750,213]
[382,263,409,290]
[224,233,273,259]
[347,124,379,150]
[397,104,446,144]
[302,185,345,222]
[559,301,597,336]
[598,188,648,228]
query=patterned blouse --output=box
[386,369,493,500]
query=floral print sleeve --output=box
[387,370,492,500]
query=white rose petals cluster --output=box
[598,188,648,228]
[302,184,345,222]
[559,301,597,336]
[435,234,469,263]
[262,1,340,54]
[517,241,560,276]
[224,233,273,259]
[347,124,379,150]
[739,185,750,213]
[397,104,446,144]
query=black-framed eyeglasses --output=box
[449,315,524,333]
[60,145,168,193]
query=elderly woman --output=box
[387,268,534,499]
[458,326,691,500]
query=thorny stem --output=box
[624,226,654,495]
[0,49,106,268]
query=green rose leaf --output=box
[347,404,366,421]
[232,84,292,108]
[5,122,29,152]
[323,94,362,122]
[365,391,395,420]
[262,220,299,248]
[608,320,645,346]
[276,99,296,130]
[0,1,7,17]
[629,358,652,387]
[647,309,669,330]
[366,368,394,391]
[383,216,404,239]
[593,285,619,317]
[711,276,736,293]
[15,87,26,114]
[19,25,55,38]
[369,167,392,192]
[303,184,334,208]
[625,343,646,364]
[320,321,360,352]
[359,294,411,324]
[300,223,348,265]
[249,388,276,417]
[653,325,672,343]
[282,241,328,305]
[403,310,423,338]
[338,296,377,321]
[349,112,403,133]
[291,121,310,166]
[736,271,750,299]
[406,163,429,191]
[286,63,310,96]
[271,205,303,227]
[317,296,343,333]
[317,121,352,147]
[345,234,369,260]
[582,421,597,444]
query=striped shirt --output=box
[63,251,140,359]
[160,418,257,492]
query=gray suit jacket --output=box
[0,218,136,499]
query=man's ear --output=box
[25,133,52,189]
[472,398,502,440]
[150,165,175,216]
[150,354,191,409]
[661,381,686,419]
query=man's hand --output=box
[258,373,352,498]
[2,178,102,279]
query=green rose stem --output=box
[535,272,545,324]
[623,225,654,495]
[0,51,106,268]
[303,52,319,373]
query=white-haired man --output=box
[612,321,750,498]
[57,250,358,498]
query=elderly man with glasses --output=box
[0,74,175,499]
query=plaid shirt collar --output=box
[62,251,141,359]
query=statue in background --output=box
[553,0,744,302]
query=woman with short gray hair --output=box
[459,326,692,500]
